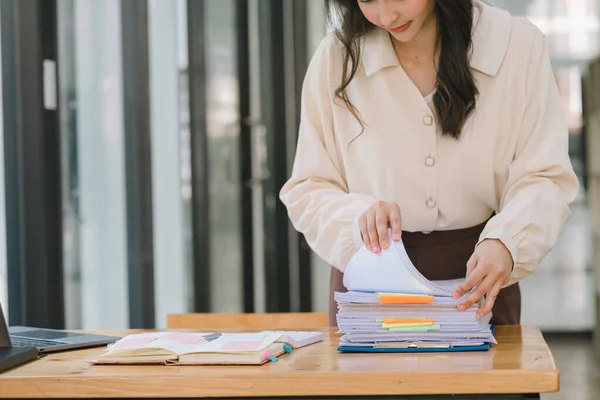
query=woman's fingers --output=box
[458,272,495,311]
[358,201,402,253]
[453,263,484,300]
[365,211,380,252]
[388,203,402,241]
[375,204,390,249]
[477,280,502,318]
[466,254,477,278]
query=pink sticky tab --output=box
[110,336,156,350]
[261,349,271,361]
[160,332,207,344]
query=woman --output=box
[279,0,579,325]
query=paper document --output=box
[343,237,465,296]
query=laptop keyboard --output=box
[10,337,63,348]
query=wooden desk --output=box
[0,326,558,399]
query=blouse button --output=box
[423,116,433,126]
[426,199,437,209]
[425,157,435,166]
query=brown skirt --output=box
[329,219,521,326]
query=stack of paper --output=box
[336,237,496,352]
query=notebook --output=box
[336,235,496,353]
[88,330,323,365]
[262,330,324,348]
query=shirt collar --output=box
[361,0,512,77]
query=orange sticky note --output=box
[377,292,432,298]
[378,294,434,304]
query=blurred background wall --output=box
[0,0,597,348]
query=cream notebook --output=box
[88,331,323,365]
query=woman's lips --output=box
[389,21,412,34]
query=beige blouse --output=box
[279,1,579,287]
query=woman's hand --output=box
[358,201,402,253]
[452,239,514,318]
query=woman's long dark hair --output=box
[325,0,478,139]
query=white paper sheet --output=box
[343,237,466,297]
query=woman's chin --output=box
[389,31,418,43]
[387,26,420,43]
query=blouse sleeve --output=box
[477,29,580,287]
[279,36,376,271]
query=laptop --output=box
[0,302,38,373]
[1,302,121,354]
[9,326,121,353]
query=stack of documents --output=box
[335,237,496,353]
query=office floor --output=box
[543,333,600,400]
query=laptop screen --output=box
[0,301,11,347]
[11,329,83,340]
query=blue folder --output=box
[337,342,491,353]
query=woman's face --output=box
[357,0,436,43]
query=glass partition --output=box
[148,0,191,328]
[58,0,129,329]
